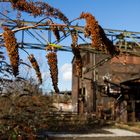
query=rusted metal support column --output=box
[78,69,85,114]
[93,53,97,112]
[131,100,136,122]
[92,80,96,112]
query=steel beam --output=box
[1,18,140,53]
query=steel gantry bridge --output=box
[1,17,140,56]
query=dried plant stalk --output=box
[80,12,102,49]
[11,0,69,24]
[80,12,119,56]
[50,25,60,42]
[71,29,78,46]
[72,45,82,77]
[46,52,59,93]
[98,25,120,56]
[28,54,42,84]
[59,26,66,37]
[3,27,19,77]
[71,29,82,77]
[10,0,19,4]
[46,45,57,52]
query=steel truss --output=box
[0,17,140,55]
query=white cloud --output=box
[60,63,72,81]
[42,71,50,81]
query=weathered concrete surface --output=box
[49,137,140,140]
[48,128,140,140]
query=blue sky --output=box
[48,0,140,31]
[0,0,140,92]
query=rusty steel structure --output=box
[1,17,140,55]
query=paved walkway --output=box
[48,128,140,138]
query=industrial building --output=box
[72,42,140,123]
